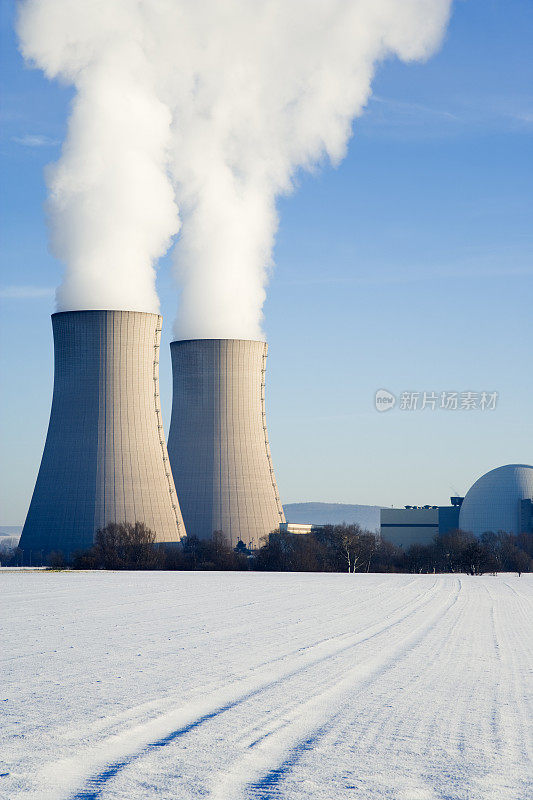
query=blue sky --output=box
[1,0,532,524]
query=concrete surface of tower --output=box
[167,339,285,545]
[19,310,185,561]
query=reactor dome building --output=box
[459,464,533,537]
[167,338,285,545]
[19,310,185,561]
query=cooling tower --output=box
[167,339,285,544]
[19,310,185,562]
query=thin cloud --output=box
[357,94,461,141]
[12,134,60,147]
[487,105,533,126]
[371,95,458,121]
[365,93,533,135]
[0,285,55,299]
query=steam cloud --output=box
[18,0,452,338]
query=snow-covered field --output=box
[2,572,532,800]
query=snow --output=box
[1,572,532,800]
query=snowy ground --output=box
[1,572,532,800]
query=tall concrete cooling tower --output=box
[19,310,185,562]
[167,339,285,545]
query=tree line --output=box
[2,522,531,574]
[253,526,532,575]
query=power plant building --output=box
[459,464,533,537]
[380,498,462,548]
[19,311,185,561]
[279,522,316,535]
[167,338,285,545]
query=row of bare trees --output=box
[255,526,532,575]
[69,525,249,570]
[2,522,531,573]
[72,526,249,570]
[254,525,378,572]
[402,529,532,575]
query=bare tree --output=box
[89,522,161,570]
[315,525,377,573]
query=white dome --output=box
[459,464,533,537]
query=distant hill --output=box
[0,526,22,547]
[283,503,381,532]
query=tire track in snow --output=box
[348,578,526,800]
[45,575,405,746]
[234,577,532,800]
[8,575,530,800]
[482,581,533,775]
[205,579,462,800]
[48,577,417,735]
[66,579,458,800]
[1,576,397,671]
[31,578,442,800]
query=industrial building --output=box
[167,338,285,545]
[19,311,185,562]
[380,497,463,548]
[279,522,316,535]
[459,464,533,537]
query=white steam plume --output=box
[17,1,179,313]
[18,0,452,334]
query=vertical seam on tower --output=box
[153,317,182,536]
[261,344,284,521]
[103,315,108,529]
[112,313,116,524]
[120,314,126,522]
